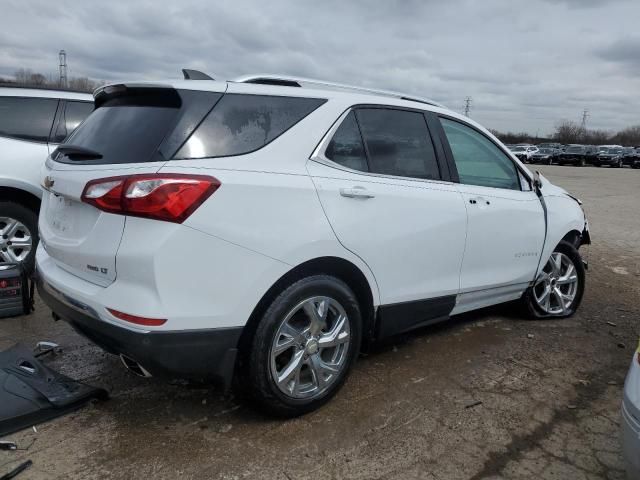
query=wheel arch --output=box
[236,256,377,365]
[0,186,41,212]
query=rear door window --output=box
[51,100,94,143]
[175,94,326,159]
[0,97,58,142]
[355,108,441,180]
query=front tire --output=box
[521,241,585,319]
[0,202,38,274]
[245,275,362,417]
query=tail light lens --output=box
[82,174,220,223]
[107,308,167,327]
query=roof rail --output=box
[233,74,445,108]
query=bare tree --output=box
[612,126,640,146]
[553,120,583,144]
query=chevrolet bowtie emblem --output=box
[43,176,55,189]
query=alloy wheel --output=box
[270,296,350,399]
[0,217,32,263]
[533,252,579,315]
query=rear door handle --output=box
[469,197,490,206]
[340,187,375,199]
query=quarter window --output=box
[440,118,520,190]
[175,94,325,159]
[0,97,58,142]
[325,111,368,172]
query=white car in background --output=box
[36,73,590,416]
[0,87,93,271]
[622,342,640,479]
[509,144,539,163]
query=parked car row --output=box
[506,143,640,168]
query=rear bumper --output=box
[36,272,242,388]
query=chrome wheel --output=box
[533,252,579,315]
[270,296,350,400]
[0,217,32,263]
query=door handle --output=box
[469,197,491,206]
[340,187,375,199]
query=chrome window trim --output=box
[309,107,454,187]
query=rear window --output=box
[59,95,181,164]
[174,94,325,159]
[0,97,58,142]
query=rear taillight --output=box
[81,174,220,223]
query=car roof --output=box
[0,86,93,101]
[95,74,515,152]
[96,75,449,112]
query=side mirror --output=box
[533,171,543,191]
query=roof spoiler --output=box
[182,69,214,80]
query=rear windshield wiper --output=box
[55,145,103,160]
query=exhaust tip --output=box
[119,355,152,378]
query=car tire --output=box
[578,158,586,167]
[0,202,38,274]
[521,241,585,320]
[244,275,362,417]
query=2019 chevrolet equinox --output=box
[36,74,590,416]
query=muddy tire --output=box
[521,241,585,319]
[243,275,362,417]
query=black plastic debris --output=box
[0,460,32,480]
[0,344,108,437]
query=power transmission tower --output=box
[59,50,67,88]
[580,108,589,131]
[463,96,472,117]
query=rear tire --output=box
[521,241,585,319]
[0,202,38,274]
[244,275,362,417]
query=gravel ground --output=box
[1,164,638,480]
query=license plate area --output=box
[48,195,75,235]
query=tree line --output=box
[490,120,640,147]
[0,68,103,93]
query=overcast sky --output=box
[2,0,639,135]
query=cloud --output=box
[1,0,639,134]
[596,36,640,72]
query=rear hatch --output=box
[39,83,225,286]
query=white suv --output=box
[35,74,590,416]
[0,87,92,271]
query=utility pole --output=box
[463,96,472,117]
[58,50,67,88]
[580,108,589,131]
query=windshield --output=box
[566,146,583,153]
[537,148,553,154]
[606,148,623,154]
[511,147,526,152]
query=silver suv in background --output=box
[0,87,93,271]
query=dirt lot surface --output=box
[1,165,639,480]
